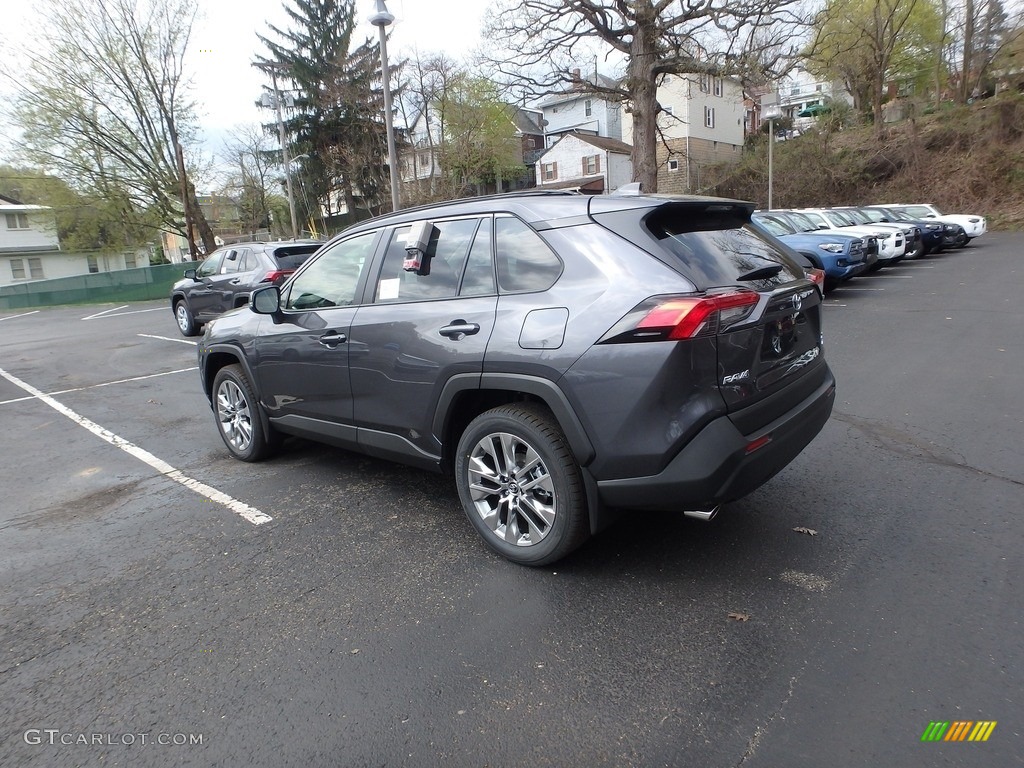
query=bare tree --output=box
[948,0,1013,101]
[482,0,806,192]
[2,0,215,255]
[220,125,278,238]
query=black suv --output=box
[171,241,322,336]
[197,191,836,565]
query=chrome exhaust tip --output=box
[683,505,721,522]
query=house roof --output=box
[538,174,605,192]
[542,132,632,157]
[0,193,22,205]
[573,134,632,155]
[535,74,621,107]
[512,107,544,135]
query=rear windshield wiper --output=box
[737,264,784,281]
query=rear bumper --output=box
[596,368,836,511]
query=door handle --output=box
[318,332,347,348]
[439,321,480,340]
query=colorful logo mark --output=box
[921,721,997,742]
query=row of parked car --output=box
[751,203,988,290]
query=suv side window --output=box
[235,248,255,272]
[196,252,224,278]
[220,249,242,274]
[374,218,481,303]
[460,217,496,296]
[285,232,376,310]
[494,216,562,293]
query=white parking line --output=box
[82,306,166,321]
[0,310,40,322]
[0,368,199,406]
[138,333,198,346]
[861,274,914,279]
[838,287,886,292]
[0,366,271,526]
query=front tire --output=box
[175,300,200,337]
[455,404,590,566]
[212,364,278,462]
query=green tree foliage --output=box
[441,77,526,192]
[256,0,394,219]
[2,0,215,255]
[399,55,526,200]
[806,0,945,130]
[0,166,157,253]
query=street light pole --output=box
[762,100,782,212]
[369,0,400,213]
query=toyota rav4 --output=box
[197,190,836,565]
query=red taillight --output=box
[601,291,760,343]
[807,268,825,295]
[260,269,293,283]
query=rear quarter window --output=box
[494,216,562,293]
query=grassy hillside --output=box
[705,93,1024,229]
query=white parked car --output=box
[882,204,987,243]
[796,208,906,266]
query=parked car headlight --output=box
[877,233,892,240]
[818,243,846,253]
[926,223,941,230]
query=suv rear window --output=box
[270,244,321,270]
[645,205,804,289]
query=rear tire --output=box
[455,404,590,566]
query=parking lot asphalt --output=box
[2,234,1021,767]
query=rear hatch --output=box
[590,197,829,434]
[264,243,323,283]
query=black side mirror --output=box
[184,268,197,280]
[251,285,281,315]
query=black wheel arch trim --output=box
[200,344,275,443]
[434,373,596,467]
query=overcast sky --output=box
[0,0,488,170]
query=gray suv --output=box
[171,240,322,336]
[197,190,836,565]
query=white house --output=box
[535,133,632,194]
[775,67,855,133]
[1,194,151,287]
[2,195,63,286]
[622,73,746,193]
[534,73,624,147]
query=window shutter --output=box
[553,161,557,178]
[595,155,601,173]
